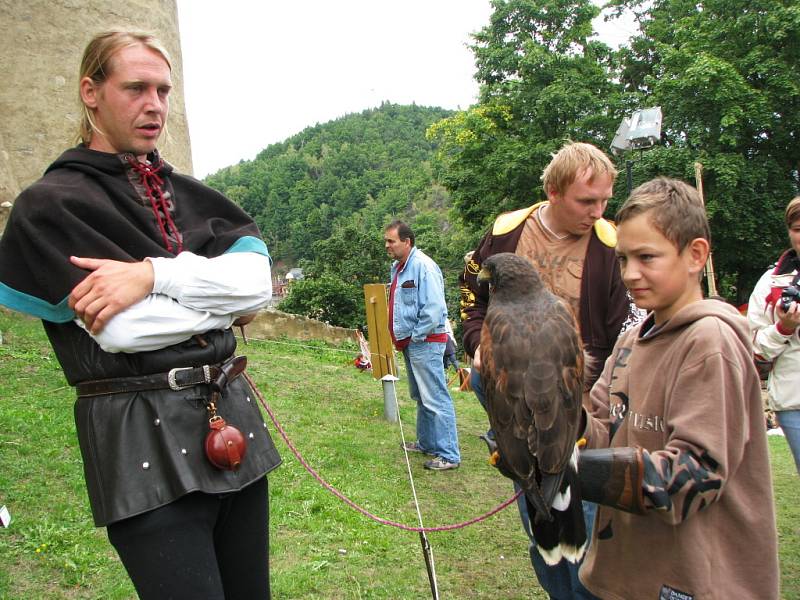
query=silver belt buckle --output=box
[168,366,211,391]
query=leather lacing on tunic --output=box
[124,154,183,253]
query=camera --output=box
[779,285,800,312]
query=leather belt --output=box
[75,356,248,398]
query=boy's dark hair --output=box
[386,220,415,246]
[616,177,710,251]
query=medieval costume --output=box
[0,146,281,597]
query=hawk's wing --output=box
[524,298,583,475]
[480,294,583,497]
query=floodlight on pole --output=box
[610,107,663,195]
[610,107,662,154]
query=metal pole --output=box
[419,531,440,600]
[626,160,633,196]
[381,375,399,423]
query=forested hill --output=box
[203,103,483,328]
[204,103,456,266]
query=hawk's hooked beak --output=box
[477,266,494,293]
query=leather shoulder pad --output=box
[491,202,544,236]
[594,218,617,247]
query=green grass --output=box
[1,309,798,599]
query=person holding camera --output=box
[747,195,800,474]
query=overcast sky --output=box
[176,1,637,178]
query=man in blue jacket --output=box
[385,220,461,470]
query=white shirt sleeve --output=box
[76,293,235,353]
[77,249,271,353]
[148,251,272,316]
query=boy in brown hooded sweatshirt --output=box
[577,177,779,600]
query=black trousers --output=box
[107,477,270,600]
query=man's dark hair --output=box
[386,220,415,246]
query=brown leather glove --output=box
[579,447,646,514]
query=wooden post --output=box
[363,284,397,379]
[364,284,399,422]
[694,162,719,297]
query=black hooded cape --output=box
[0,146,281,525]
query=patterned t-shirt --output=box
[515,204,591,319]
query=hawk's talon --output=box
[479,433,498,455]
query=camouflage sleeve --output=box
[459,230,492,357]
[639,447,723,521]
[579,444,725,517]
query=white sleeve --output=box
[147,251,272,316]
[747,269,792,360]
[76,293,235,353]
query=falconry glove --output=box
[579,447,646,514]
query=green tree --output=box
[429,0,800,302]
[278,274,362,328]
[278,216,388,329]
[611,0,800,299]
[204,104,464,327]
[304,217,387,284]
[428,0,626,228]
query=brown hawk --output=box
[478,252,587,565]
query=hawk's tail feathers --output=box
[530,451,588,566]
[529,508,562,566]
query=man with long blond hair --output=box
[0,30,280,599]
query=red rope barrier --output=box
[244,372,522,532]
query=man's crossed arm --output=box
[68,252,272,353]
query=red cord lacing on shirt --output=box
[126,155,183,253]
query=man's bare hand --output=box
[472,345,481,369]
[69,257,155,334]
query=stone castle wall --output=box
[246,309,357,346]
[0,0,193,232]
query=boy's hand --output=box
[775,301,800,335]
[69,257,154,334]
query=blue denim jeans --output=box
[402,341,461,464]
[777,409,800,474]
[470,367,494,439]
[472,370,598,599]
